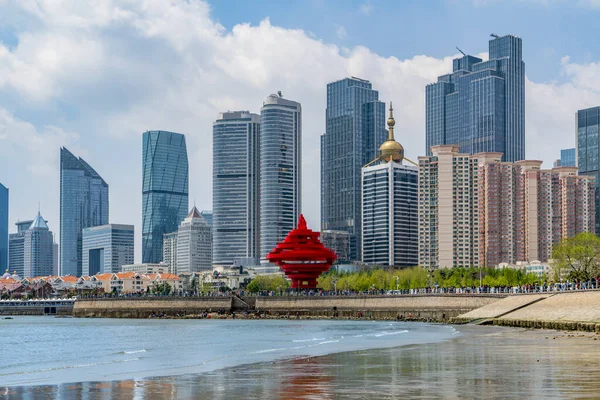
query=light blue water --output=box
[0,317,458,387]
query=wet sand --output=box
[4,326,600,399]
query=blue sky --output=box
[1,0,600,264]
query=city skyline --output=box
[3,1,600,264]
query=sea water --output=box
[0,317,457,387]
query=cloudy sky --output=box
[1,0,600,262]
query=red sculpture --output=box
[267,214,337,289]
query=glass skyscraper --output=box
[260,94,302,261]
[212,111,261,266]
[82,224,134,275]
[321,77,386,261]
[142,131,189,263]
[23,212,55,278]
[0,183,7,272]
[426,34,525,162]
[577,106,600,233]
[60,148,109,277]
[561,148,576,167]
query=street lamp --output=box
[332,276,339,294]
[394,275,399,291]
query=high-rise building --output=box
[426,35,525,162]
[24,212,55,278]
[200,211,213,228]
[321,77,386,261]
[320,231,350,264]
[576,106,600,233]
[361,105,418,267]
[8,220,33,277]
[60,148,109,277]
[142,131,189,263]
[176,207,212,273]
[419,146,595,269]
[0,183,7,272]
[212,111,261,266]
[561,148,576,167]
[82,224,134,275]
[260,94,302,261]
[162,232,178,273]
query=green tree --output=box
[552,232,600,281]
[246,275,290,293]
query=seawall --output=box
[73,297,233,318]
[73,295,503,320]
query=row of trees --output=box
[243,233,600,292]
[317,266,542,292]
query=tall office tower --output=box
[142,131,189,263]
[162,232,178,273]
[418,146,595,269]
[52,241,59,276]
[361,105,418,267]
[212,111,261,266]
[320,231,350,264]
[60,148,109,277]
[426,35,525,162]
[176,207,212,273]
[82,224,134,275]
[8,220,33,277]
[576,106,600,233]
[23,212,55,278]
[200,211,213,227]
[260,93,302,261]
[321,77,386,261]
[561,148,576,167]
[0,184,7,272]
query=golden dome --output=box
[379,102,404,163]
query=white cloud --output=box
[335,24,347,40]
[0,0,599,261]
[359,2,373,15]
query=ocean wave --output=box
[0,358,140,377]
[120,349,147,355]
[371,330,409,337]
[252,348,287,354]
[318,340,340,345]
[292,337,326,343]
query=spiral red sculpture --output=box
[267,214,337,289]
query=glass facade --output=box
[23,213,54,278]
[82,224,134,275]
[577,107,600,233]
[212,112,261,266]
[561,148,576,167]
[362,163,418,267]
[8,220,33,277]
[426,35,525,162]
[142,131,189,264]
[0,183,7,272]
[321,77,386,261]
[260,95,302,261]
[60,148,109,277]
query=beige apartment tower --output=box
[419,146,595,269]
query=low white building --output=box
[121,263,170,274]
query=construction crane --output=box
[456,46,466,56]
[490,33,499,38]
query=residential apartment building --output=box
[419,145,595,269]
[176,207,212,273]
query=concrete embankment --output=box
[73,295,503,320]
[454,291,600,332]
[73,297,232,318]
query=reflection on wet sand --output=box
[5,328,600,399]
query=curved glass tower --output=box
[60,148,109,276]
[260,94,302,261]
[142,131,189,263]
[212,111,261,266]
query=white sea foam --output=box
[122,349,147,355]
[253,348,286,354]
[292,337,326,343]
[318,340,340,345]
[372,330,409,337]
